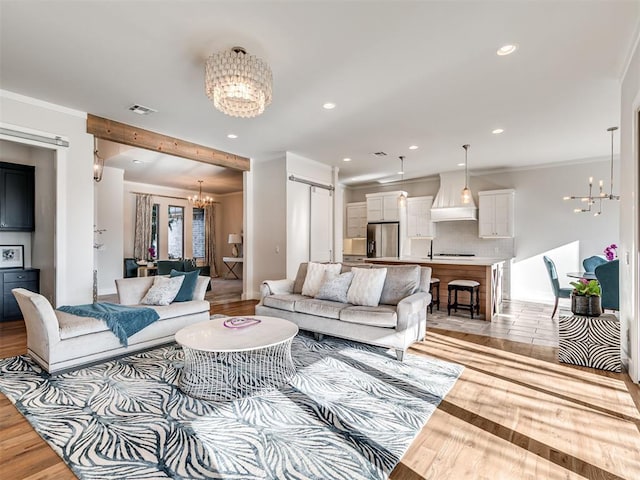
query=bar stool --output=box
[447,280,480,319]
[429,278,440,314]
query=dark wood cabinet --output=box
[0,161,35,231]
[0,268,40,321]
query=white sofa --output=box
[255,263,431,360]
[12,275,210,374]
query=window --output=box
[192,208,205,259]
[167,206,184,259]
[150,203,159,259]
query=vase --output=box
[570,294,602,317]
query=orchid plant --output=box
[148,246,156,259]
[570,278,601,297]
[604,243,618,261]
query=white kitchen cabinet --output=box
[346,202,367,238]
[366,191,406,222]
[407,196,435,238]
[478,189,515,238]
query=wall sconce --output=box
[93,137,104,182]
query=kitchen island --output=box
[365,256,508,321]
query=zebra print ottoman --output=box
[558,314,621,372]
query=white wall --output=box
[620,36,640,382]
[95,166,124,295]
[345,159,619,304]
[0,91,93,306]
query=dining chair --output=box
[594,260,619,311]
[543,256,572,318]
[123,258,139,278]
[583,255,607,273]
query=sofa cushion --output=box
[377,265,421,305]
[263,294,309,312]
[141,276,185,306]
[347,267,387,307]
[340,304,398,328]
[57,311,110,339]
[301,262,342,297]
[295,298,350,319]
[144,300,210,320]
[315,271,353,303]
[170,269,200,302]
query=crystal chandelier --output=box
[205,46,273,118]
[563,126,620,216]
[189,180,213,208]
[461,144,472,204]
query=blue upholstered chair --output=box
[543,256,572,318]
[583,255,607,274]
[123,258,139,278]
[595,260,619,311]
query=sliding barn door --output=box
[310,187,333,262]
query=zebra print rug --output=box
[0,335,463,480]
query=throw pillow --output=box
[170,269,200,302]
[347,267,388,307]
[315,271,354,303]
[378,265,421,305]
[301,262,342,297]
[141,275,185,306]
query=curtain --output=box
[133,194,153,260]
[205,204,219,277]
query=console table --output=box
[222,257,243,279]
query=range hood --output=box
[431,171,477,222]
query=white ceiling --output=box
[1,1,638,190]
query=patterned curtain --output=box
[204,204,219,277]
[133,194,153,260]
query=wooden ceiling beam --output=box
[86,114,250,171]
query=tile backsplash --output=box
[408,221,515,258]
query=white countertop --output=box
[365,256,509,266]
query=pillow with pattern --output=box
[301,262,342,297]
[315,271,354,303]
[141,275,185,306]
[347,267,387,307]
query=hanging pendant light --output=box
[397,156,407,207]
[93,137,104,183]
[461,144,472,204]
[563,126,619,215]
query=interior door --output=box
[310,187,332,262]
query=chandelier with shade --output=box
[205,46,273,118]
[190,180,213,209]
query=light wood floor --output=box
[1,301,639,480]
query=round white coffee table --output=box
[175,315,299,401]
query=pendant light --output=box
[563,126,619,215]
[461,144,471,204]
[397,156,407,207]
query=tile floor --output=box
[427,298,574,347]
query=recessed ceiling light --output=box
[492,128,504,134]
[409,145,418,150]
[323,102,336,110]
[497,44,518,56]
[397,170,404,175]
[132,159,143,164]
[457,162,465,167]
[343,157,351,162]
[227,134,238,139]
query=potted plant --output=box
[569,278,602,317]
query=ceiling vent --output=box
[128,104,157,115]
[373,151,387,156]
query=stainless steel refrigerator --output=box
[366,222,399,258]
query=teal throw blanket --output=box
[57,303,160,347]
